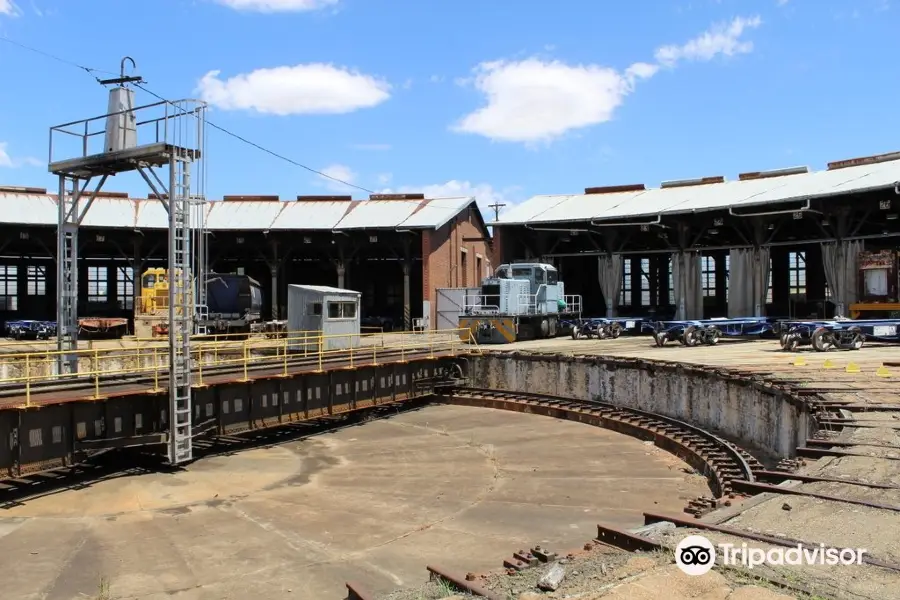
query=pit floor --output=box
[494,335,900,600]
[0,403,709,600]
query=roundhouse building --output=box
[0,188,493,333]
[491,152,900,321]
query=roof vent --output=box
[0,185,47,194]
[584,184,645,194]
[660,176,726,189]
[827,151,900,170]
[296,195,352,201]
[223,195,280,202]
[738,166,809,181]
[369,193,425,200]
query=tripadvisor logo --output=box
[674,534,868,576]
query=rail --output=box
[0,328,480,406]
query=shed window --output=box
[327,301,357,319]
[309,302,322,316]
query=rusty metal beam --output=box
[797,446,900,461]
[731,479,900,513]
[426,565,504,599]
[595,524,662,552]
[345,581,376,600]
[805,438,900,451]
[754,470,900,490]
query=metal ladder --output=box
[57,183,79,375]
[168,157,194,464]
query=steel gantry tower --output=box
[47,58,208,465]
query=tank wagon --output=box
[459,262,582,344]
[204,273,264,334]
[136,269,263,337]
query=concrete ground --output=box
[0,403,708,600]
[489,335,900,599]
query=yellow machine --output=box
[134,267,194,338]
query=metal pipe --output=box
[543,230,900,257]
[590,214,662,228]
[728,198,811,217]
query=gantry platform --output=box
[48,142,201,179]
[0,329,477,478]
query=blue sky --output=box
[1,0,899,219]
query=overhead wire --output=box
[0,34,374,194]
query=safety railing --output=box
[562,294,583,315]
[514,294,583,315]
[464,294,500,315]
[0,328,481,406]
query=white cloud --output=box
[451,59,638,144]
[212,0,337,12]
[351,143,392,151]
[655,16,762,66]
[452,16,761,144]
[0,142,41,168]
[196,64,391,116]
[317,163,357,192]
[777,0,789,5]
[381,180,518,223]
[0,0,20,15]
[376,172,392,185]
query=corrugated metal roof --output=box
[498,159,900,225]
[1,193,58,226]
[205,200,287,230]
[80,198,140,228]
[0,193,480,231]
[289,284,360,295]
[399,197,475,229]
[270,201,352,230]
[336,200,422,229]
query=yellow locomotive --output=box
[135,267,194,338]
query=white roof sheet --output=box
[289,284,360,295]
[0,193,480,231]
[0,193,58,226]
[336,200,423,229]
[399,197,475,229]
[497,159,900,225]
[205,200,287,230]
[271,201,352,230]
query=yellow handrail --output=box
[0,328,480,405]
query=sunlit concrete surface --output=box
[0,403,708,600]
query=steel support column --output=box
[402,260,411,331]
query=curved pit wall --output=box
[468,352,813,460]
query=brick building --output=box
[0,187,493,333]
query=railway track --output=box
[436,386,762,511]
[0,345,468,407]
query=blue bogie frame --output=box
[773,318,900,352]
[4,320,57,340]
[645,317,779,348]
[564,317,650,340]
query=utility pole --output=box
[487,201,506,222]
